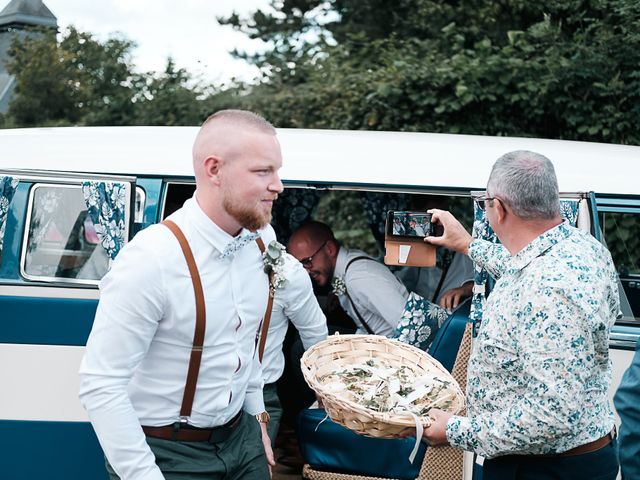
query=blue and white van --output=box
[0,126,638,479]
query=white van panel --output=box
[0,344,88,422]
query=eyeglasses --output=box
[473,195,497,211]
[300,241,327,268]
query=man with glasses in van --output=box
[288,220,409,337]
[420,151,620,480]
[80,110,283,480]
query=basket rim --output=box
[300,334,465,427]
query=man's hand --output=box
[422,408,453,447]
[438,281,473,310]
[425,209,472,256]
[260,422,276,475]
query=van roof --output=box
[0,126,637,195]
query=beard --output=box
[223,193,273,231]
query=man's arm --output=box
[79,238,166,480]
[282,256,328,349]
[443,287,606,458]
[425,209,509,280]
[614,343,640,480]
[244,354,275,468]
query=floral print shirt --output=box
[446,222,620,458]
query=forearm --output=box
[468,240,509,280]
[80,379,163,480]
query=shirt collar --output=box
[185,192,259,255]
[333,246,349,279]
[506,221,573,275]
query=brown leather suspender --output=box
[254,237,275,363]
[161,220,274,420]
[343,256,377,335]
[162,220,205,419]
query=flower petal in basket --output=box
[301,334,465,439]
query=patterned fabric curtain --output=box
[82,181,128,260]
[469,198,581,335]
[360,192,412,246]
[0,176,19,254]
[271,188,323,245]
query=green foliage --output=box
[601,212,640,276]
[2,27,212,127]
[5,27,138,126]
[228,0,640,145]
[133,58,209,126]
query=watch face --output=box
[256,412,270,423]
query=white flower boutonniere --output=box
[331,276,347,296]
[262,240,289,293]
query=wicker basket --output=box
[301,334,465,439]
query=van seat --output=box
[297,300,471,479]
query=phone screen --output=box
[387,211,433,238]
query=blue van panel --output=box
[0,296,97,346]
[0,420,108,480]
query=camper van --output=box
[0,126,638,479]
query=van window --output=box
[22,184,109,283]
[599,211,640,325]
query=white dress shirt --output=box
[262,252,327,384]
[334,247,409,337]
[79,194,275,480]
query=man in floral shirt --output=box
[422,151,620,479]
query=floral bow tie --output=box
[221,232,260,259]
[331,276,347,296]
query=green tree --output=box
[224,0,640,145]
[5,26,139,126]
[134,58,208,126]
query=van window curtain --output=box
[0,176,19,254]
[82,181,127,260]
[360,192,411,247]
[470,198,581,334]
[271,189,323,245]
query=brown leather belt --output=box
[142,410,243,443]
[551,430,615,457]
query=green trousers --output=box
[106,412,269,480]
[263,382,283,446]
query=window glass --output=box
[599,211,640,324]
[23,184,109,282]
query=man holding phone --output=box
[420,151,619,480]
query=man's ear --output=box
[495,199,508,224]
[203,155,223,183]
[325,239,339,257]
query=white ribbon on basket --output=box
[409,412,424,464]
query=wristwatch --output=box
[255,411,270,424]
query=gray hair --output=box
[486,150,560,220]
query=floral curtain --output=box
[360,192,412,246]
[82,181,128,260]
[271,188,323,244]
[469,198,581,335]
[0,176,19,254]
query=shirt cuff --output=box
[243,389,266,415]
[445,415,476,452]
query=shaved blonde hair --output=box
[192,110,276,180]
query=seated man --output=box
[288,221,409,337]
[261,244,328,445]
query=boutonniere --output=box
[262,240,289,293]
[331,276,347,296]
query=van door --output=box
[594,195,640,421]
[0,169,136,480]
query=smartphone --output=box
[386,210,437,238]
